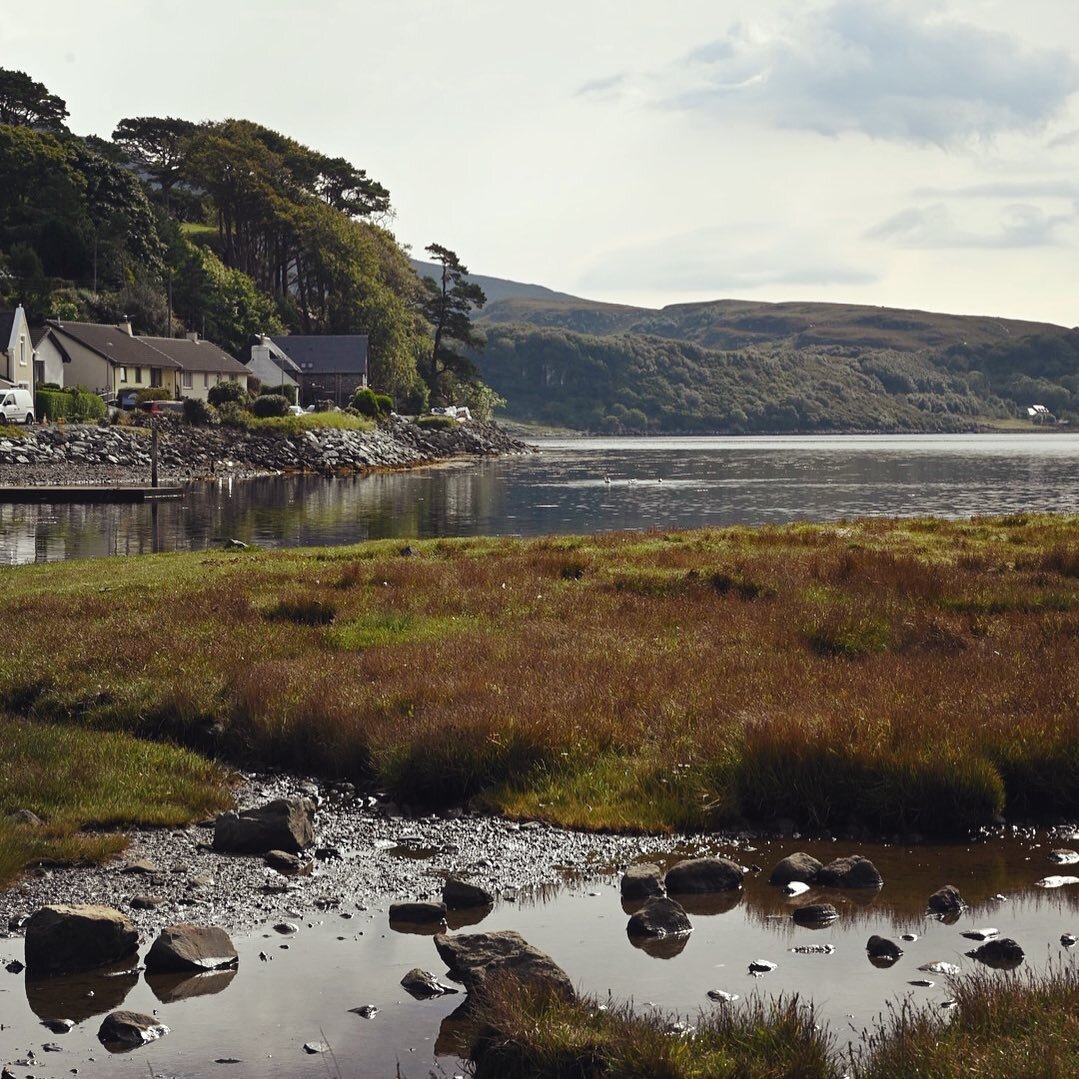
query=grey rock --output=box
[928,884,966,913]
[866,935,903,960]
[121,860,159,875]
[400,967,458,998]
[434,930,575,1001]
[792,903,838,926]
[213,798,316,854]
[768,852,823,886]
[97,1010,169,1049]
[442,878,495,909]
[967,937,1024,969]
[748,959,777,974]
[145,924,238,973]
[24,904,138,977]
[8,808,44,827]
[626,896,692,938]
[129,895,165,911]
[263,850,312,876]
[817,856,883,889]
[620,863,665,900]
[665,856,745,894]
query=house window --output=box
[150,367,162,388]
[203,372,209,388]
[18,336,26,367]
[182,371,193,389]
[134,367,143,384]
[119,366,127,382]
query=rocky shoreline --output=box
[0,415,532,487]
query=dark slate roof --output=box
[270,335,368,375]
[46,321,181,369]
[140,336,249,375]
[0,312,15,349]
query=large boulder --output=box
[24,905,139,977]
[620,863,665,900]
[434,930,575,1001]
[665,856,745,894]
[390,901,447,925]
[768,852,823,886]
[144,924,238,973]
[443,878,495,909]
[927,884,966,914]
[968,938,1024,969]
[626,896,692,938]
[212,797,315,854]
[816,856,883,889]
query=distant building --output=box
[248,334,368,407]
[0,305,36,389]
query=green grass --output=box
[0,717,232,888]
[0,423,28,440]
[0,515,1076,835]
[242,412,375,435]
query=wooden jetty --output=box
[0,486,184,504]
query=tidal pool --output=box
[1,831,1076,1077]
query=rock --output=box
[24,904,139,977]
[434,930,575,1001]
[442,878,495,909]
[961,928,998,941]
[1048,849,1078,865]
[389,901,447,925]
[620,862,666,900]
[707,989,739,1003]
[748,959,777,974]
[768,852,823,886]
[263,850,312,876]
[968,938,1024,969]
[212,798,316,854]
[626,896,692,938]
[400,967,458,998]
[816,856,882,889]
[225,539,248,550]
[41,1018,75,1034]
[273,922,298,935]
[145,924,238,973]
[790,944,835,954]
[791,903,838,926]
[97,1010,169,1049]
[867,935,903,960]
[919,960,961,976]
[1035,875,1079,888]
[121,860,159,875]
[908,979,935,988]
[664,856,745,894]
[129,895,165,911]
[350,1004,379,1018]
[1062,933,1077,948]
[303,1041,329,1054]
[8,808,44,827]
[784,881,811,896]
[928,885,966,913]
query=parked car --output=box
[0,388,35,424]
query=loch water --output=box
[1,433,1077,564]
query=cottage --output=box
[248,334,368,407]
[0,304,36,389]
[137,333,250,401]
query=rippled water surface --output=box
[1,835,1077,1077]
[1,434,1076,563]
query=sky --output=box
[5,0,1079,325]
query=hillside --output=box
[410,260,587,307]
[470,291,1078,433]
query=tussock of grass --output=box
[0,717,231,888]
[472,982,835,1079]
[0,516,1076,834]
[244,412,374,436]
[0,423,28,440]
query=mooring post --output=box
[151,418,159,488]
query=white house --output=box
[0,305,36,389]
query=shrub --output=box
[182,398,218,426]
[351,387,380,417]
[216,400,249,427]
[207,379,247,407]
[259,382,297,405]
[375,393,394,414]
[36,387,106,423]
[251,393,290,418]
[134,387,172,403]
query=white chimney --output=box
[187,331,199,343]
[118,317,133,336]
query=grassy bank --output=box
[1,515,1076,837]
[0,717,232,888]
[469,966,1079,1079]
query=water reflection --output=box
[1,434,1076,564]
[25,961,139,1022]
[145,967,237,1003]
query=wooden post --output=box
[151,418,159,488]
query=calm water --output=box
[0,434,1077,564]
[1,835,1077,1077]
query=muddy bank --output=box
[0,415,532,487]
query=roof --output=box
[46,321,181,369]
[270,335,368,375]
[141,336,249,376]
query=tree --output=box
[0,69,68,130]
[112,116,197,209]
[420,243,486,399]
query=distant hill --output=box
[409,260,589,307]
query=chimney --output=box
[187,331,199,343]
[118,316,133,336]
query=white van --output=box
[0,388,35,424]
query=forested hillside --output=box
[0,68,490,412]
[473,295,1079,432]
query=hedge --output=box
[36,388,107,422]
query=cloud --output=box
[583,1,1079,145]
[579,225,878,294]
[866,201,1077,248]
[912,181,1079,200]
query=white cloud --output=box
[582,1,1079,145]
[866,201,1078,248]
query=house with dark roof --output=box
[0,305,36,389]
[248,334,368,407]
[35,321,249,401]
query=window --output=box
[182,371,193,389]
[203,372,209,388]
[134,367,143,384]
[18,336,26,367]
[119,366,127,382]
[150,367,162,388]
